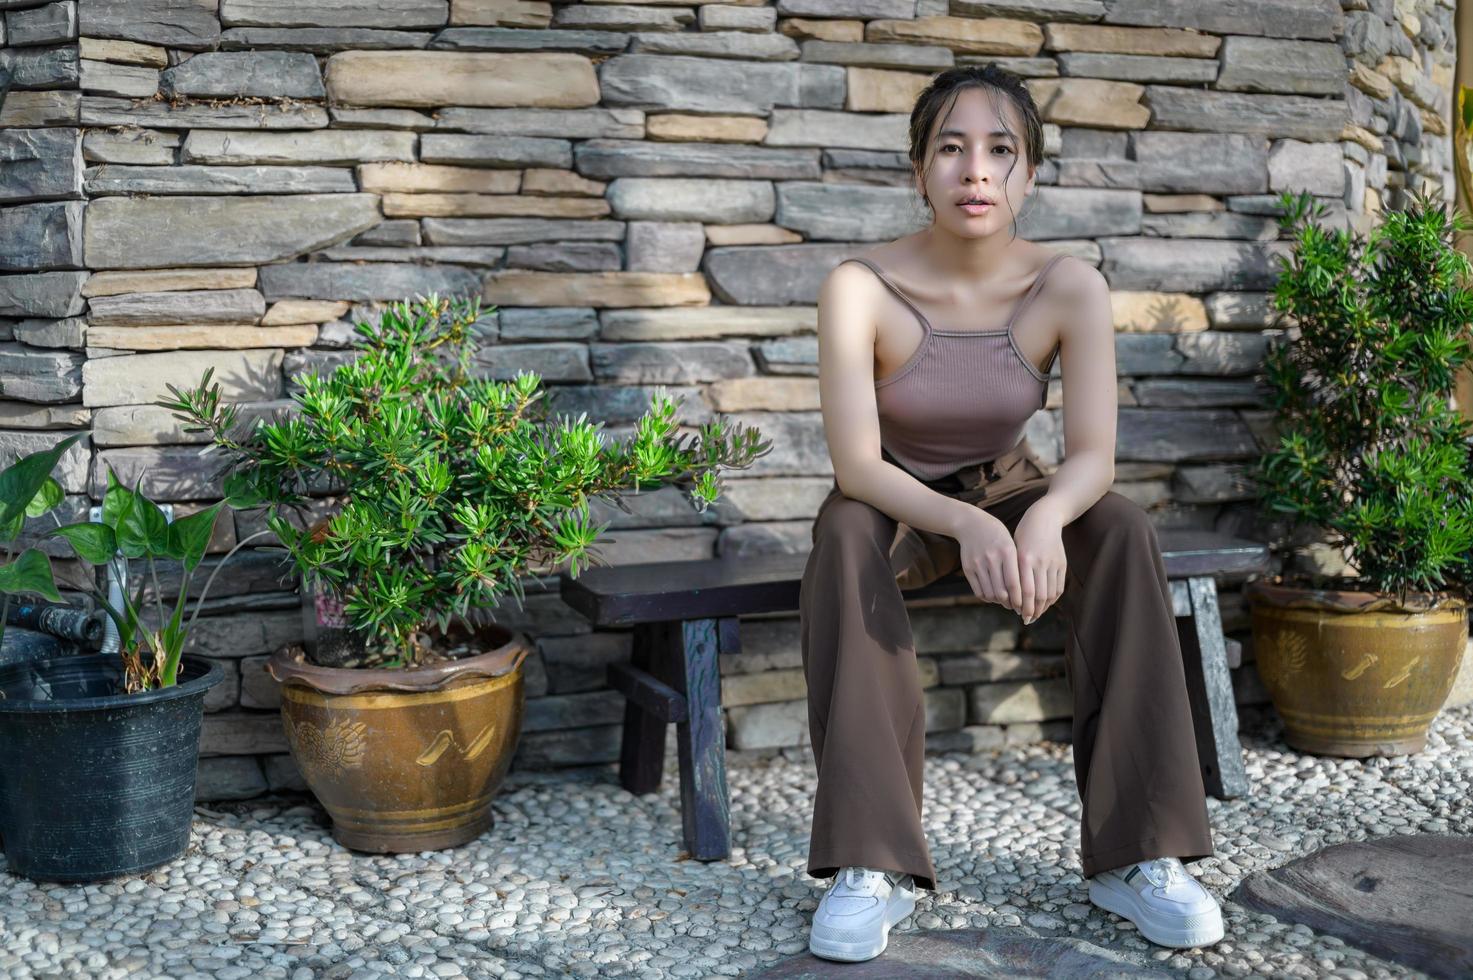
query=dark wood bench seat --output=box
[558,529,1271,863]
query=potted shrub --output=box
[0,438,265,881]
[1245,188,1473,756]
[160,293,771,853]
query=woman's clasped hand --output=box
[952,503,1067,625]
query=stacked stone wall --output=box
[0,0,1457,797]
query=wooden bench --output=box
[558,529,1271,863]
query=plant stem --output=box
[182,529,276,639]
[147,553,166,644]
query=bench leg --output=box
[665,617,732,861]
[618,622,669,796]
[1176,576,1250,799]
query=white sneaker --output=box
[1088,856,1225,949]
[808,866,918,962]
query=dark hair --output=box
[908,64,1044,243]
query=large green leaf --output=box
[45,521,118,565]
[101,466,130,529]
[0,548,62,602]
[115,472,170,559]
[0,433,82,531]
[166,501,223,573]
[24,476,63,518]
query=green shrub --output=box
[160,294,773,668]
[1251,188,1473,600]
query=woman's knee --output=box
[812,493,890,547]
[1074,490,1157,543]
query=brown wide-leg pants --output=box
[799,440,1216,893]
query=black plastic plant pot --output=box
[0,653,222,883]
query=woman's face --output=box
[913,87,1034,238]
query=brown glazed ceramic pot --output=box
[1246,579,1467,757]
[268,619,533,852]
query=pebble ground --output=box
[3,704,1467,979]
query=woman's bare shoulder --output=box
[824,240,910,295]
[1046,252,1106,295]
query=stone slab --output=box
[1142,86,1348,141]
[78,59,161,98]
[160,50,325,99]
[0,342,84,403]
[751,928,1171,978]
[0,44,80,89]
[82,268,257,297]
[79,96,329,130]
[0,90,81,127]
[218,27,435,51]
[356,162,520,194]
[325,50,598,107]
[1101,0,1342,40]
[81,129,180,165]
[84,194,382,269]
[82,349,282,408]
[0,401,89,428]
[259,262,484,301]
[7,2,79,48]
[91,399,292,446]
[86,325,318,350]
[0,127,83,204]
[0,201,84,272]
[85,164,356,196]
[77,0,220,50]
[77,37,168,67]
[87,288,265,326]
[599,53,844,114]
[261,300,349,325]
[219,0,449,29]
[13,316,85,349]
[181,129,414,165]
[1232,834,1473,979]
[428,26,628,55]
[0,271,88,317]
[421,217,624,246]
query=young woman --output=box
[800,64,1225,963]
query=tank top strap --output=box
[1004,252,1069,335]
[838,257,932,333]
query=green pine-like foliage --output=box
[160,294,773,668]
[1251,188,1473,602]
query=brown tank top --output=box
[841,253,1065,481]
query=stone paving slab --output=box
[750,929,1174,978]
[2,704,1469,978]
[1232,834,1473,979]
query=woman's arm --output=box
[817,261,981,538]
[1009,257,1117,623]
[1026,257,1118,527]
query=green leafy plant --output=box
[158,293,774,669]
[1250,188,1473,600]
[43,468,271,691]
[0,433,264,691]
[0,433,82,653]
